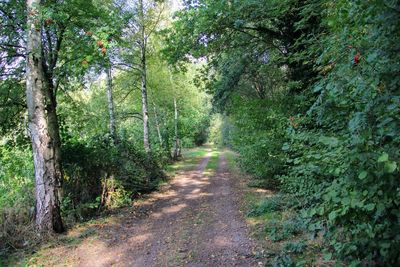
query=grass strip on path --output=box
[203,149,220,176]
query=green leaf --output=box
[364,203,375,211]
[313,84,323,93]
[378,152,389,162]
[323,252,333,261]
[358,171,368,180]
[341,197,350,206]
[366,51,379,63]
[309,208,317,216]
[319,136,339,146]
[282,143,290,151]
[384,161,397,173]
[328,211,338,221]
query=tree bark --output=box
[153,102,163,146]
[173,97,181,160]
[163,121,172,158]
[26,0,64,233]
[139,0,151,153]
[106,65,117,144]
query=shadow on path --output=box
[42,150,258,267]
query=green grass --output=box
[166,146,219,176]
[204,150,219,176]
[183,148,209,158]
[223,150,237,170]
[166,147,210,175]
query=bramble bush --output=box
[185,0,400,264]
[278,1,400,264]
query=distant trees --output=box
[115,0,166,153]
[173,97,181,159]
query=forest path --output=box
[30,148,258,267]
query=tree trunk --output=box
[153,102,163,146]
[44,75,63,191]
[26,0,64,233]
[173,97,181,160]
[106,65,117,144]
[163,121,172,158]
[139,0,151,153]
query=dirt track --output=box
[37,150,258,267]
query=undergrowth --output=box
[0,136,168,260]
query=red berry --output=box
[354,53,360,65]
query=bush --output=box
[277,1,400,264]
[224,1,400,264]
[61,137,166,222]
[248,195,286,217]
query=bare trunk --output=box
[139,0,151,153]
[163,121,172,158]
[153,102,163,146]
[173,97,181,160]
[140,53,151,153]
[26,0,64,233]
[106,66,117,144]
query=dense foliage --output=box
[166,0,400,265]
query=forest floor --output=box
[8,147,268,267]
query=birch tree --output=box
[106,64,117,144]
[26,0,64,233]
[23,0,123,232]
[119,0,165,153]
[138,0,151,153]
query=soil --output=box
[32,151,259,267]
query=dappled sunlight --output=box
[160,203,187,214]
[254,188,273,195]
[128,233,152,243]
[151,190,178,200]
[185,192,213,200]
[18,149,256,266]
[190,188,201,194]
